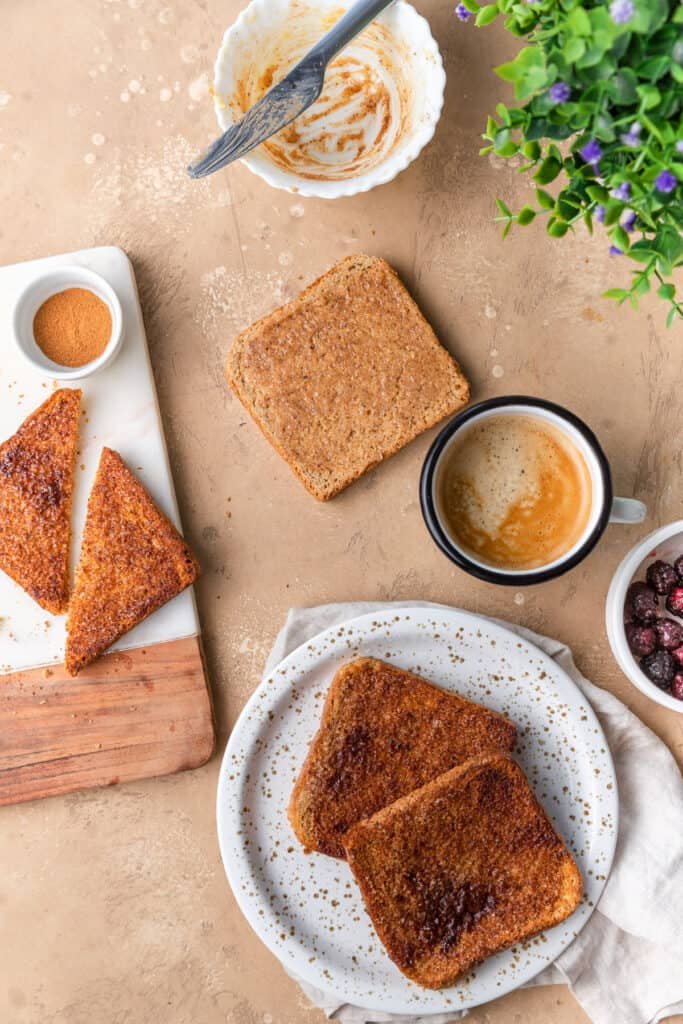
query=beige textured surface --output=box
[0,2,681,1023]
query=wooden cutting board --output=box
[0,247,215,805]
[0,637,215,806]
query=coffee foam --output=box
[437,414,593,572]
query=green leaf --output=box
[611,226,631,251]
[636,55,670,82]
[556,195,580,220]
[636,84,662,110]
[523,140,541,160]
[536,188,555,210]
[533,156,562,185]
[634,275,651,298]
[567,7,591,35]
[496,198,512,217]
[586,185,609,204]
[475,4,499,26]
[667,308,679,328]
[461,0,480,11]
[593,113,616,143]
[577,41,611,70]
[658,283,676,301]
[517,205,536,225]
[548,220,569,238]
[609,69,639,105]
[604,289,629,302]
[563,37,586,64]
[495,46,547,100]
[628,248,657,264]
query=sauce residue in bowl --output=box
[226,4,413,181]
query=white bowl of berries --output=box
[606,520,683,712]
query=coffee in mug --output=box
[435,414,593,572]
[420,397,647,586]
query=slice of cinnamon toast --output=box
[343,753,583,989]
[225,255,470,500]
[288,658,516,858]
[0,388,81,614]
[65,448,199,675]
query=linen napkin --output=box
[264,601,683,1024]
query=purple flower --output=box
[595,203,606,223]
[655,169,678,194]
[611,182,631,201]
[455,3,471,20]
[609,245,623,256]
[549,82,571,104]
[621,209,637,232]
[610,0,635,24]
[676,140,683,155]
[621,122,642,147]
[580,139,603,167]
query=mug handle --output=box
[610,497,647,524]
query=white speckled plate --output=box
[216,608,618,1014]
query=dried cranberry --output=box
[654,619,683,651]
[640,650,676,689]
[626,582,659,624]
[675,555,683,582]
[673,645,683,667]
[646,560,678,595]
[666,587,683,618]
[625,623,657,657]
[672,674,683,701]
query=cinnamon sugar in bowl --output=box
[12,265,123,381]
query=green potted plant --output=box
[457,0,683,325]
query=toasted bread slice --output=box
[0,388,81,614]
[288,658,516,858]
[65,448,199,675]
[344,753,583,989]
[225,255,470,500]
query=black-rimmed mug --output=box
[420,396,646,586]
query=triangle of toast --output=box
[288,658,517,858]
[0,388,81,614]
[65,447,199,675]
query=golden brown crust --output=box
[0,388,81,614]
[288,658,516,858]
[225,255,470,501]
[65,448,200,675]
[343,754,583,989]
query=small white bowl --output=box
[213,0,445,199]
[12,265,124,381]
[606,520,683,713]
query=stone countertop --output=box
[1,2,681,1023]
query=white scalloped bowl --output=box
[213,0,445,198]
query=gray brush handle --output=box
[308,0,396,67]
